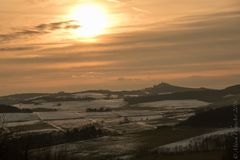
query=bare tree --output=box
[0,113,6,131]
[0,113,7,158]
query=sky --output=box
[0,0,240,95]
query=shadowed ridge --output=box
[144,82,194,94]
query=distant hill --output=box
[0,92,96,105]
[81,83,196,97]
[0,83,240,105]
[21,92,96,104]
[223,84,240,95]
[0,93,48,105]
[144,82,194,94]
[125,88,224,104]
[79,90,113,95]
[125,84,240,104]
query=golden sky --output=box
[0,0,240,95]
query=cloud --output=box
[0,20,80,42]
[107,0,121,3]
[116,77,142,81]
[108,10,240,47]
[132,7,151,14]
[1,9,240,95]
[170,74,240,89]
[9,10,237,76]
[26,0,67,5]
[0,46,38,51]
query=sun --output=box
[69,3,110,39]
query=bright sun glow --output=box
[69,3,110,39]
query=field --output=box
[0,91,238,160]
[0,98,210,135]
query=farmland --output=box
[0,83,240,160]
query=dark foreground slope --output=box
[0,104,31,113]
[179,104,240,127]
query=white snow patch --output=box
[17,99,127,112]
[36,112,83,120]
[73,92,108,99]
[5,120,40,127]
[0,113,39,123]
[135,100,209,109]
[156,128,240,153]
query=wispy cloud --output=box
[132,7,151,14]
[107,0,121,3]
[0,20,80,42]
[0,46,38,51]
[1,8,240,95]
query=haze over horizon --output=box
[1,82,240,97]
[1,0,240,95]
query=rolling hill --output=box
[0,83,240,105]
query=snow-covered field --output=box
[73,92,108,99]
[1,99,211,134]
[127,115,163,121]
[155,128,240,153]
[130,100,210,122]
[134,100,210,109]
[36,112,84,121]
[5,120,40,127]
[0,113,39,123]
[16,99,127,112]
[116,110,164,117]
[48,119,94,129]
